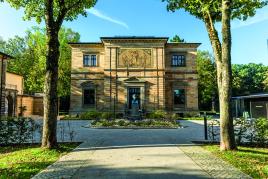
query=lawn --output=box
[203,145,268,178]
[0,143,79,179]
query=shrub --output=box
[117,120,126,126]
[184,112,199,118]
[253,118,268,145]
[0,117,36,145]
[101,112,114,120]
[80,110,101,120]
[147,110,167,119]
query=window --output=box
[174,89,185,106]
[83,54,97,67]
[171,55,186,67]
[83,89,95,106]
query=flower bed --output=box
[90,119,181,129]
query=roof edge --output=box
[0,51,14,59]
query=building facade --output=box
[69,37,200,115]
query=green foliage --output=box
[197,50,268,110]
[163,0,267,22]
[0,143,78,178]
[6,0,97,24]
[263,71,268,91]
[232,63,268,96]
[1,27,80,96]
[0,117,37,145]
[91,119,180,128]
[170,35,185,42]
[101,112,114,120]
[211,117,268,146]
[196,51,218,110]
[204,145,268,178]
[147,110,167,119]
[80,110,101,120]
[253,118,268,144]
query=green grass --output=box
[203,145,268,178]
[0,143,79,179]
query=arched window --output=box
[81,82,96,107]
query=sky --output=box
[0,0,268,65]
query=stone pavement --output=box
[32,120,251,179]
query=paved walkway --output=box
[32,121,251,179]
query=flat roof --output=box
[101,36,169,40]
[68,36,201,47]
[232,93,268,99]
[0,51,13,59]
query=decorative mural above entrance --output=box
[118,48,152,68]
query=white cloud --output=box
[232,8,268,29]
[87,8,129,29]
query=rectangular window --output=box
[83,89,95,105]
[83,54,97,67]
[171,55,186,67]
[174,89,185,106]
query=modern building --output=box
[232,93,268,119]
[69,37,200,115]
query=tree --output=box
[262,70,268,91]
[170,35,185,42]
[3,27,79,95]
[232,63,267,96]
[196,51,218,111]
[6,0,97,149]
[163,0,267,150]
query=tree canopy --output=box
[170,35,185,42]
[0,27,80,96]
[163,0,267,22]
[6,0,97,25]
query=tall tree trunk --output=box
[203,4,236,150]
[220,0,236,150]
[41,27,60,149]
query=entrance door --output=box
[128,88,140,109]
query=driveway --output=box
[32,120,249,179]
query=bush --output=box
[147,110,167,119]
[80,110,101,120]
[101,112,114,120]
[184,112,199,118]
[0,117,36,145]
[117,120,126,126]
[253,118,268,145]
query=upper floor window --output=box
[83,54,97,67]
[171,55,186,67]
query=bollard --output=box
[204,112,208,140]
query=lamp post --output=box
[0,52,14,120]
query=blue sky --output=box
[0,0,268,65]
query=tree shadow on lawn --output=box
[0,161,52,179]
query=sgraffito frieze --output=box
[118,48,152,68]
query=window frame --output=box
[83,54,98,67]
[173,88,186,108]
[171,54,186,67]
[82,87,96,108]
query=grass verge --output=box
[0,143,79,179]
[203,145,268,178]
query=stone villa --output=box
[69,37,200,115]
